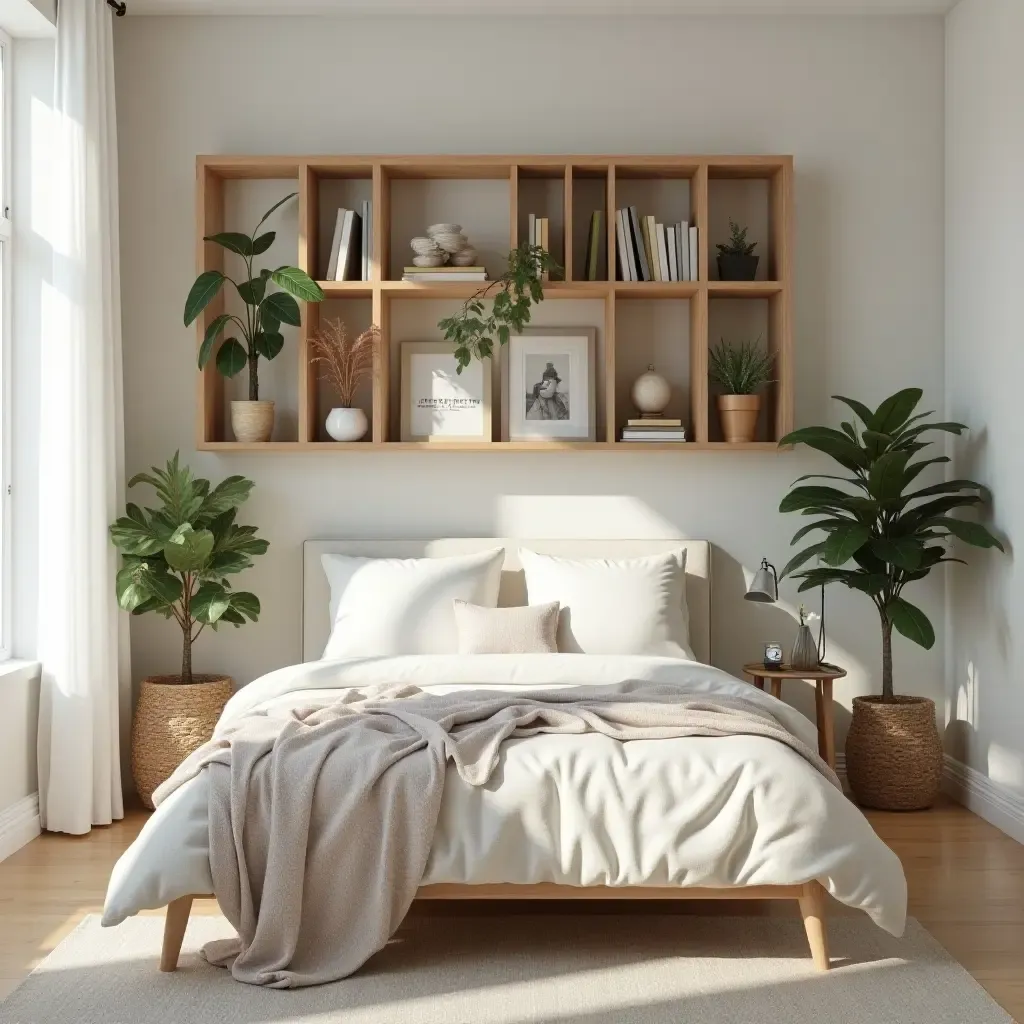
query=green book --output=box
[585,210,602,281]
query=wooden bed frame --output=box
[160,881,830,973]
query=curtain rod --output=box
[107,0,127,14]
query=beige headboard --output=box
[302,539,712,666]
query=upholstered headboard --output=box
[301,539,712,665]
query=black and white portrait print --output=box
[524,354,571,421]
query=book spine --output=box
[678,221,689,282]
[622,210,639,282]
[326,208,346,281]
[628,206,649,282]
[643,216,660,282]
[336,209,354,281]
[667,226,678,281]
[689,225,699,282]
[587,211,601,281]
[361,199,371,281]
[656,224,669,283]
[615,210,630,281]
[540,218,549,281]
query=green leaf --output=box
[116,561,182,611]
[895,421,968,444]
[184,271,226,327]
[203,231,253,257]
[871,536,923,571]
[198,314,233,370]
[832,394,874,426]
[902,456,951,488]
[791,519,840,545]
[793,568,867,592]
[228,591,261,622]
[819,522,871,566]
[934,517,1004,551]
[253,192,297,234]
[216,338,248,378]
[163,527,215,573]
[192,582,231,625]
[777,427,868,470]
[236,277,267,306]
[861,430,894,458]
[197,476,253,521]
[871,388,923,435]
[888,598,935,649]
[867,450,911,504]
[261,291,302,327]
[779,485,870,515]
[903,478,985,504]
[846,572,889,597]
[251,231,276,255]
[254,331,285,360]
[270,266,324,303]
[109,515,164,557]
[780,543,826,579]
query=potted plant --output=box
[708,337,774,442]
[309,319,381,441]
[109,453,268,806]
[716,220,759,281]
[184,193,324,443]
[438,240,559,371]
[778,389,1003,810]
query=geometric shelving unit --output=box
[195,154,792,451]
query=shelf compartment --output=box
[613,170,696,285]
[516,164,567,281]
[312,170,374,283]
[570,165,609,283]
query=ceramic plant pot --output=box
[326,406,369,442]
[231,400,275,443]
[845,695,944,811]
[717,394,761,443]
[717,254,759,281]
[131,674,233,809]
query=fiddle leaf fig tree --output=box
[184,193,324,400]
[109,453,268,685]
[778,389,1003,701]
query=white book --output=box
[402,272,488,282]
[615,209,631,281]
[337,209,360,281]
[620,209,638,282]
[326,208,346,281]
[528,212,536,249]
[689,225,699,281]
[361,199,372,281]
[628,206,649,281]
[679,220,690,282]
[656,224,670,283]
[666,226,678,281]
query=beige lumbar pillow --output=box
[453,600,560,655]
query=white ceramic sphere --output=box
[325,407,368,442]
[631,366,671,415]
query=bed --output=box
[102,538,907,979]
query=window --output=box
[0,27,12,659]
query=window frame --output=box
[0,26,13,661]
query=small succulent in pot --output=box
[309,318,381,442]
[716,220,759,281]
[708,336,774,443]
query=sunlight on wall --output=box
[988,742,1024,793]
[496,496,682,539]
[29,95,54,242]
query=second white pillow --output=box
[518,548,692,659]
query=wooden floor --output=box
[0,797,1021,1017]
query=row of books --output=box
[616,207,697,283]
[326,202,372,281]
[401,266,488,283]
[527,213,550,282]
[620,417,688,443]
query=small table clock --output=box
[763,641,784,668]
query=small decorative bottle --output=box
[791,604,819,671]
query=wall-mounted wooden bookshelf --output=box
[195,154,793,452]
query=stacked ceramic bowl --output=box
[409,224,478,267]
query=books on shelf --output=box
[528,213,551,281]
[689,225,699,282]
[614,208,699,282]
[626,417,682,427]
[326,207,368,282]
[584,210,602,281]
[402,267,487,283]
[628,207,649,282]
[361,199,372,282]
[621,426,688,442]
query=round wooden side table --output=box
[742,663,848,769]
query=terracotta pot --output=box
[231,400,275,443]
[845,695,943,811]
[131,675,233,809]
[717,394,761,443]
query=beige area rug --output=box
[0,911,1011,1024]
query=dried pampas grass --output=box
[309,319,380,408]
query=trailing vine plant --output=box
[438,242,560,372]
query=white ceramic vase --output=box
[326,407,368,442]
[631,365,671,416]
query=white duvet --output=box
[103,654,907,936]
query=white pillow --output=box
[453,600,560,654]
[518,548,692,658]
[321,548,504,658]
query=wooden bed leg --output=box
[798,882,830,971]
[160,896,194,972]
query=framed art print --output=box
[501,328,596,441]
[400,341,492,443]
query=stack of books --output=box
[583,210,602,281]
[401,266,488,283]
[527,213,550,281]
[615,206,698,283]
[326,200,372,282]
[620,417,687,443]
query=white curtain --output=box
[36,0,129,834]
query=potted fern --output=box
[109,453,268,806]
[184,193,324,443]
[709,337,774,443]
[716,220,759,281]
[778,390,1003,810]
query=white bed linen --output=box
[103,655,907,936]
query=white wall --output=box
[113,14,946,743]
[944,0,1024,826]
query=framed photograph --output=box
[400,341,492,443]
[501,328,596,441]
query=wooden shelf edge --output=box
[708,281,784,297]
[198,440,787,453]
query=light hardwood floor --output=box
[0,797,1021,1017]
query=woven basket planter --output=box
[131,675,233,809]
[845,695,943,811]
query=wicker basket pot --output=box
[845,695,943,811]
[131,675,233,809]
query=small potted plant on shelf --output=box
[184,193,325,443]
[309,318,381,441]
[109,452,268,807]
[778,389,1003,810]
[708,337,774,443]
[716,220,759,281]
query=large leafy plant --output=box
[109,453,268,685]
[778,389,1002,700]
[185,193,324,401]
[439,241,559,372]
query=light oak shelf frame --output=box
[195,154,793,452]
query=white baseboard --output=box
[0,793,40,863]
[942,755,1024,845]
